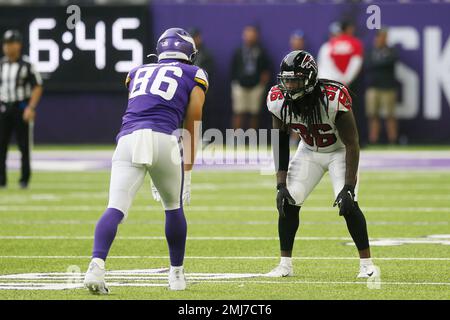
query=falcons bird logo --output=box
[300,54,318,72]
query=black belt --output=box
[1,101,28,108]
[0,101,29,115]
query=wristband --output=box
[276,183,286,190]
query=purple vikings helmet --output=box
[155,28,197,63]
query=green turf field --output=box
[0,168,449,300]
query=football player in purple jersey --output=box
[84,28,208,293]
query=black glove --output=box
[333,184,355,216]
[276,183,295,217]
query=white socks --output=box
[92,258,105,269]
[360,258,373,267]
[280,257,292,267]
[170,266,184,271]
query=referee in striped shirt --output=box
[0,30,43,189]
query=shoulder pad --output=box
[321,80,352,113]
[193,67,209,92]
[128,64,143,78]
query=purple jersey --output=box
[117,59,208,140]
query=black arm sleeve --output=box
[273,128,290,172]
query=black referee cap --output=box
[2,30,22,43]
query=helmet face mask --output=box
[278,50,318,102]
[188,51,198,64]
[277,72,307,101]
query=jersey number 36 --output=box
[290,123,337,148]
[129,66,182,101]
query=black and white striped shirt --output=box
[0,55,42,104]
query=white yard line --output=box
[0,277,448,287]
[190,194,450,201]
[198,280,450,286]
[0,255,448,261]
[0,236,350,240]
[0,235,448,241]
[2,193,450,203]
[12,182,450,188]
[0,280,448,289]
[0,219,447,226]
[0,205,449,212]
[25,172,450,183]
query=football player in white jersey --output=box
[266,50,377,278]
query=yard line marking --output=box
[192,194,450,201]
[6,182,450,191]
[201,280,450,286]
[0,205,449,213]
[1,272,448,287]
[0,219,447,226]
[0,236,350,240]
[2,267,448,290]
[2,195,450,206]
[1,280,448,290]
[0,255,448,261]
[0,235,348,240]
[19,173,450,184]
[0,235,448,244]
[0,283,165,290]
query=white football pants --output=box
[287,142,360,206]
[107,129,183,219]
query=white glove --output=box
[151,180,161,202]
[183,170,192,205]
[151,172,191,205]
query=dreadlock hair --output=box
[280,78,349,130]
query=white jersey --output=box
[266,81,352,153]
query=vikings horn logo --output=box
[300,54,317,72]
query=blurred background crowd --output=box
[0,0,449,148]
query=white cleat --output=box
[84,260,109,295]
[357,264,379,278]
[168,266,186,291]
[265,264,294,277]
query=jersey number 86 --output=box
[129,66,182,101]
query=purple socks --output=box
[92,206,187,267]
[165,208,187,267]
[92,208,124,260]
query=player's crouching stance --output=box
[266,50,378,279]
[83,28,208,294]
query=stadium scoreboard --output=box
[0,5,151,91]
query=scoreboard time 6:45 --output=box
[0,5,151,91]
